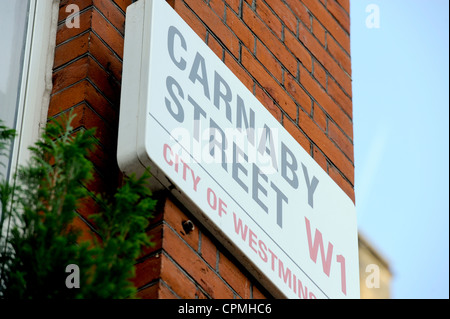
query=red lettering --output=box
[190,168,201,191]
[305,217,334,277]
[180,158,189,181]
[249,229,257,253]
[336,254,347,295]
[297,278,309,299]
[258,240,268,263]
[163,144,173,165]
[207,187,217,210]
[233,212,248,241]
[174,153,179,173]
[218,198,227,217]
[278,259,292,289]
[163,144,201,192]
[268,248,277,272]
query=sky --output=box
[350,0,449,298]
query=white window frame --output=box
[8,0,59,178]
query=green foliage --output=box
[0,114,156,299]
[0,120,16,260]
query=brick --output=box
[297,19,351,96]
[255,0,283,40]
[56,9,92,46]
[255,39,282,83]
[327,34,351,77]
[223,51,254,92]
[55,30,122,83]
[327,0,350,34]
[252,284,268,299]
[299,63,352,140]
[162,224,234,298]
[133,255,161,289]
[59,103,116,153]
[91,32,123,77]
[52,57,89,94]
[52,0,357,300]
[85,57,120,104]
[283,117,311,154]
[313,59,327,89]
[297,107,354,185]
[225,0,240,14]
[138,224,163,259]
[254,84,282,122]
[49,81,88,116]
[59,0,92,23]
[313,145,328,172]
[328,77,352,118]
[207,32,224,60]
[242,2,297,76]
[49,81,117,131]
[313,102,327,132]
[301,0,350,55]
[158,281,180,299]
[164,198,200,252]
[226,6,255,52]
[264,0,297,35]
[200,231,218,269]
[184,0,240,58]
[285,72,311,114]
[336,0,350,15]
[91,8,124,58]
[284,0,311,28]
[77,193,101,225]
[57,6,124,61]
[136,281,178,299]
[72,215,99,245]
[209,0,226,19]
[328,120,353,162]
[52,57,120,120]
[312,17,326,46]
[160,253,202,299]
[136,283,159,299]
[283,29,312,73]
[241,47,296,120]
[54,33,90,69]
[93,0,126,35]
[218,252,251,298]
[173,0,207,42]
[113,0,132,12]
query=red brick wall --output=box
[49,0,352,299]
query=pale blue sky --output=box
[351,0,449,298]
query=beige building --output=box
[359,234,392,298]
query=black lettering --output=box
[187,95,206,141]
[165,76,185,122]
[209,118,228,172]
[281,142,298,189]
[168,26,187,70]
[236,94,255,146]
[213,71,232,122]
[189,52,210,99]
[252,163,268,213]
[232,142,249,193]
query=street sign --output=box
[118,0,359,298]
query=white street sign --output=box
[118,0,359,299]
